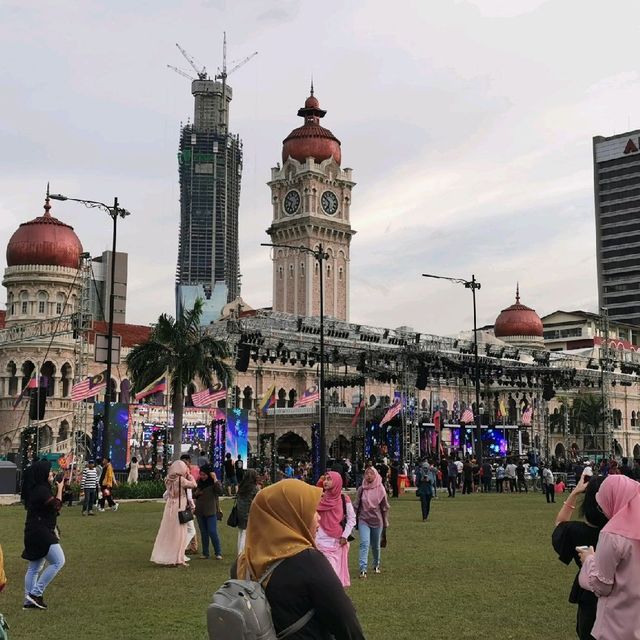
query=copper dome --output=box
[494,286,543,338]
[282,90,341,165]
[6,194,83,270]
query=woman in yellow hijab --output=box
[235,479,366,639]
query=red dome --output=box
[494,286,543,338]
[282,91,341,165]
[7,195,82,270]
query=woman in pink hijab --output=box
[578,474,640,640]
[150,460,197,566]
[353,466,390,579]
[316,471,356,587]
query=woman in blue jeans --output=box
[194,465,224,559]
[22,460,66,610]
[353,466,390,578]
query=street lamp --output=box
[261,242,329,477]
[49,193,131,460]
[422,273,483,463]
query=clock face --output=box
[283,190,301,215]
[321,190,339,215]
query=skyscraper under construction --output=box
[175,72,243,321]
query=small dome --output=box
[494,286,543,339]
[282,90,342,165]
[6,193,83,270]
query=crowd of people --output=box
[11,448,640,639]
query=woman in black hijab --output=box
[236,469,259,553]
[22,460,65,610]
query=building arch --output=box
[6,361,18,396]
[634,443,640,460]
[21,361,35,388]
[1,437,12,454]
[37,290,48,315]
[41,361,56,396]
[329,435,351,460]
[120,379,131,404]
[614,441,623,456]
[276,431,309,460]
[61,362,73,397]
[555,443,566,459]
[277,388,287,409]
[288,388,297,408]
[39,424,53,449]
[58,420,69,443]
[185,382,197,407]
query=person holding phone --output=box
[21,460,66,610]
[578,475,640,640]
[552,472,608,640]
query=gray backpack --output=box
[207,560,314,640]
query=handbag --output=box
[227,500,238,527]
[177,477,194,525]
[340,494,355,542]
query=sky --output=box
[1,0,639,336]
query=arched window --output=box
[6,362,18,396]
[277,388,287,409]
[289,264,294,279]
[20,290,28,315]
[278,266,283,280]
[56,293,65,315]
[242,386,253,410]
[61,363,72,397]
[288,389,297,408]
[327,264,331,277]
[314,262,319,276]
[37,291,48,315]
[632,411,636,428]
[41,361,56,396]
[338,267,343,281]
[300,262,305,277]
[120,379,131,404]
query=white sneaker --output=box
[98,508,105,512]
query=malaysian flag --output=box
[351,398,365,428]
[294,385,320,407]
[71,371,107,402]
[521,406,533,426]
[380,401,402,427]
[460,408,474,424]
[12,374,38,409]
[191,384,226,407]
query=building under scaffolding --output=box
[176,77,243,321]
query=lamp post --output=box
[49,193,131,459]
[422,273,483,463]
[262,242,329,477]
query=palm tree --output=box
[126,299,232,460]
[571,393,604,451]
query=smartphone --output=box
[575,545,589,551]
[583,466,593,478]
[54,472,64,483]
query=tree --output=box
[571,393,604,451]
[126,299,232,460]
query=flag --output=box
[460,408,474,424]
[259,384,276,415]
[12,374,38,409]
[351,398,365,428]
[433,409,441,431]
[134,374,168,402]
[498,399,508,419]
[71,371,107,402]
[294,385,320,407]
[191,384,226,407]
[380,400,402,427]
[521,407,533,426]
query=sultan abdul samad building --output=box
[3,90,640,466]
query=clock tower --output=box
[267,88,355,321]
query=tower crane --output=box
[175,43,208,80]
[166,64,195,81]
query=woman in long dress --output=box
[127,456,139,484]
[150,460,197,566]
[316,470,356,587]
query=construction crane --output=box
[166,64,195,81]
[175,43,208,80]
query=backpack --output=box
[207,560,314,640]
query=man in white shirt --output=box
[542,465,555,503]
[505,460,518,493]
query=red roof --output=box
[90,321,152,348]
[494,286,543,339]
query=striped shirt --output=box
[81,467,99,489]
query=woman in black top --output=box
[234,479,366,640]
[235,468,259,553]
[552,473,608,640]
[22,460,65,610]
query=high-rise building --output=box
[594,130,640,325]
[267,89,355,321]
[89,250,127,324]
[176,77,243,322]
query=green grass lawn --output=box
[0,491,577,640]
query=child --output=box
[62,478,74,507]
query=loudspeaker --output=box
[235,344,250,372]
[542,381,555,401]
[415,367,429,391]
[29,387,47,421]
